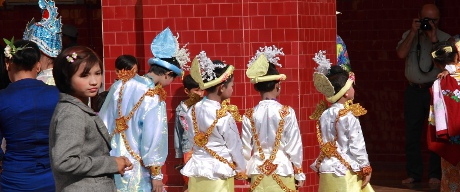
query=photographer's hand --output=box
[411,18,420,33]
[427,20,438,43]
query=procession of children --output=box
[0,0,422,192]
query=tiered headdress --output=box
[23,0,62,58]
[148,27,190,76]
[190,51,234,90]
[246,45,286,83]
[313,50,355,103]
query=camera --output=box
[419,17,434,31]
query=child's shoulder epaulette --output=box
[309,100,328,121]
[220,99,242,122]
[338,100,367,118]
[146,84,167,102]
[184,92,201,108]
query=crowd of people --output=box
[0,0,459,192]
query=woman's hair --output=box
[53,46,102,94]
[183,74,199,90]
[148,57,181,78]
[6,40,41,72]
[205,60,234,93]
[0,45,11,89]
[432,41,458,67]
[115,55,138,71]
[327,65,349,94]
[254,63,280,93]
[93,90,109,112]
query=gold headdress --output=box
[190,51,234,90]
[246,45,286,83]
[431,46,453,58]
[312,50,355,103]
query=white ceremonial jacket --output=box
[181,98,246,180]
[242,100,306,181]
[310,102,371,177]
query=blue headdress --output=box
[148,27,190,76]
[23,0,62,58]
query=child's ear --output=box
[184,88,190,95]
[36,61,42,73]
[5,62,10,71]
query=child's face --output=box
[189,88,204,97]
[346,85,355,100]
[220,78,234,100]
[71,62,102,103]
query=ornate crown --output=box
[190,51,234,90]
[312,50,355,103]
[148,27,190,76]
[246,45,286,84]
[23,0,62,58]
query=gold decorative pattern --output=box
[235,171,249,180]
[193,132,208,147]
[184,92,202,108]
[309,100,328,120]
[222,99,242,122]
[247,106,296,192]
[357,165,373,178]
[120,132,144,166]
[111,83,167,168]
[115,116,128,133]
[116,68,137,82]
[191,106,236,170]
[320,142,338,159]
[149,166,162,176]
[293,166,303,175]
[313,73,335,97]
[258,160,278,175]
[343,100,367,117]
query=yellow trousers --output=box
[250,175,296,192]
[188,177,234,192]
[319,171,374,192]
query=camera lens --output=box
[420,18,432,30]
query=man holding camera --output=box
[396,4,450,184]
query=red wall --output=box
[102,0,336,191]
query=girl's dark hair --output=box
[115,55,138,71]
[183,74,199,90]
[254,63,280,93]
[7,40,41,71]
[432,41,458,68]
[0,45,11,89]
[53,46,102,94]
[148,57,181,78]
[205,60,234,93]
[327,65,349,94]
